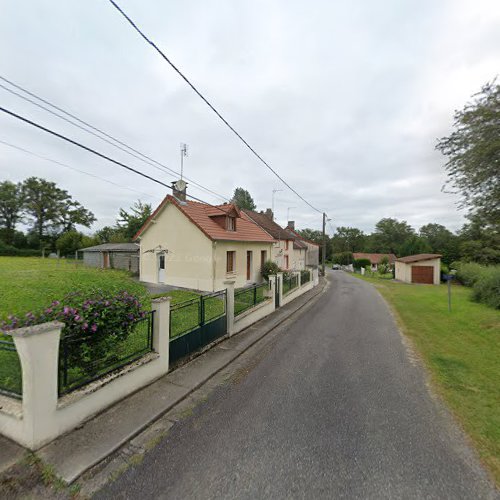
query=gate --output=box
[275,277,280,308]
[169,290,227,364]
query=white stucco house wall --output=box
[134,190,275,292]
[395,254,442,285]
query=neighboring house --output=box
[286,223,320,267]
[352,252,397,272]
[80,243,140,274]
[134,188,275,291]
[395,254,442,285]
[242,209,306,271]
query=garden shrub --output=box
[471,267,500,309]
[0,290,148,376]
[353,258,371,269]
[0,241,41,257]
[454,262,487,286]
[262,260,282,280]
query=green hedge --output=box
[453,261,500,309]
[471,267,500,309]
[0,241,41,257]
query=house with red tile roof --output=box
[285,224,320,267]
[352,252,397,271]
[242,209,307,271]
[134,189,276,291]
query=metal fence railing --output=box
[0,334,22,399]
[234,283,269,316]
[58,311,155,396]
[170,291,226,339]
[301,269,311,284]
[283,273,299,295]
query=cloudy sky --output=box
[1,0,499,235]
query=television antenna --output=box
[272,188,283,215]
[180,143,188,179]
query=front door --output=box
[103,252,109,269]
[246,251,252,280]
[158,254,166,283]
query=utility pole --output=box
[322,212,326,276]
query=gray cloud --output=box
[1,0,499,237]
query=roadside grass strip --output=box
[352,273,500,484]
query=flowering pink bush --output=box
[1,290,149,377]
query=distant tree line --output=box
[0,176,152,257]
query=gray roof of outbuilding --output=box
[80,243,139,252]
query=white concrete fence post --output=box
[11,321,63,449]
[151,296,171,370]
[276,272,284,306]
[224,280,236,336]
[268,276,276,309]
[296,270,301,288]
[313,268,319,286]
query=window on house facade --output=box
[261,250,267,269]
[284,255,289,269]
[227,216,236,231]
[226,251,236,273]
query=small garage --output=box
[395,254,442,285]
[80,243,140,275]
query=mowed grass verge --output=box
[351,273,500,484]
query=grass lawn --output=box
[351,273,500,484]
[0,257,150,322]
[0,257,207,396]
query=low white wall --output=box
[0,298,171,450]
[234,299,275,334]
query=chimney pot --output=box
[288,220,295,230]
[265,208,274,220]
[171,181,187,202]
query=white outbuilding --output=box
[394,254,442,285]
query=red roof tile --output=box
[395,253,442,263]
[134,195,275,243]
[352,253,397,264]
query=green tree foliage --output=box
[436,81,500,228]
[117,200,152,240]
[353,258,371,269]
[22,177,95,244]
[399,235,432,257]
[56,231,99,256]
[457,217,500,264]
[331,226,365,253]
[332,252,353,265]
[419,223,460,265]
[370,218,415,254]
[232,187,256,210]
[297,228,331,261]
[0,181,24,245]
[95,226,128,244]
[261,260,281,280]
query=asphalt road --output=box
[96,271,497,499]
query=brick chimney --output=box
[287,221,295,230]
[264,208,274,220]
[171,181,188,202]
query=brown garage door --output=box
[411,266,433,284]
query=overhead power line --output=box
[0,75,229,203]
[0,106,230,214]
[0,139,161,201]
[107,0,324,215]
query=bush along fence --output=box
[0,268,319,450]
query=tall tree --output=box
[331,226,365,253]
[117,200,152,240]
[399,236,432,257]
[436,81,500,227]
[22,177,95,244]
[457,217,500,264]
[419,223,460,264]
[371,218,415,255]
[0,181,24,245]
[232,187,256,210]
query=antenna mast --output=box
[180,143,188,180]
